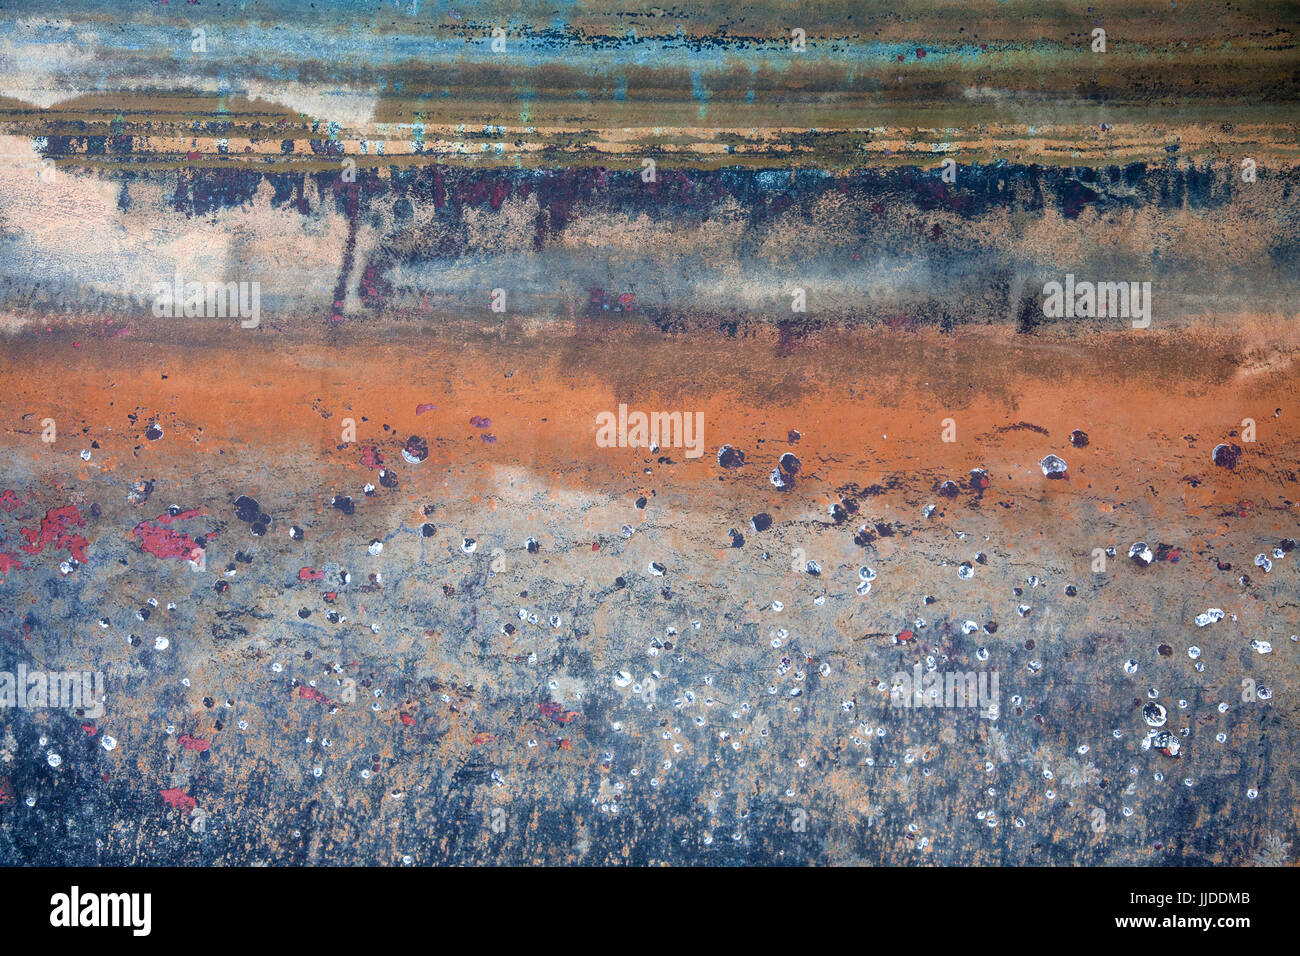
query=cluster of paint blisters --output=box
[4,388,1298,866]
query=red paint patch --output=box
[297,686,329,703]
[472,731,496,744]
[298,567,325,581]
[539,702,579,724]
[20,505,89,563]
[160,788,197,813]
[362,445,383,469]
[178,734,210,752]
[0,490,22,512]
[416,403,436,415]
[0,553,22,574]
[133,510,205,561]
[0,775,14,807]
[894,628,915,644]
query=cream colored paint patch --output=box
[243,81,378,129]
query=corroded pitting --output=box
[0,319,1297,865]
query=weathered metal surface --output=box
[0,1,1297,866]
